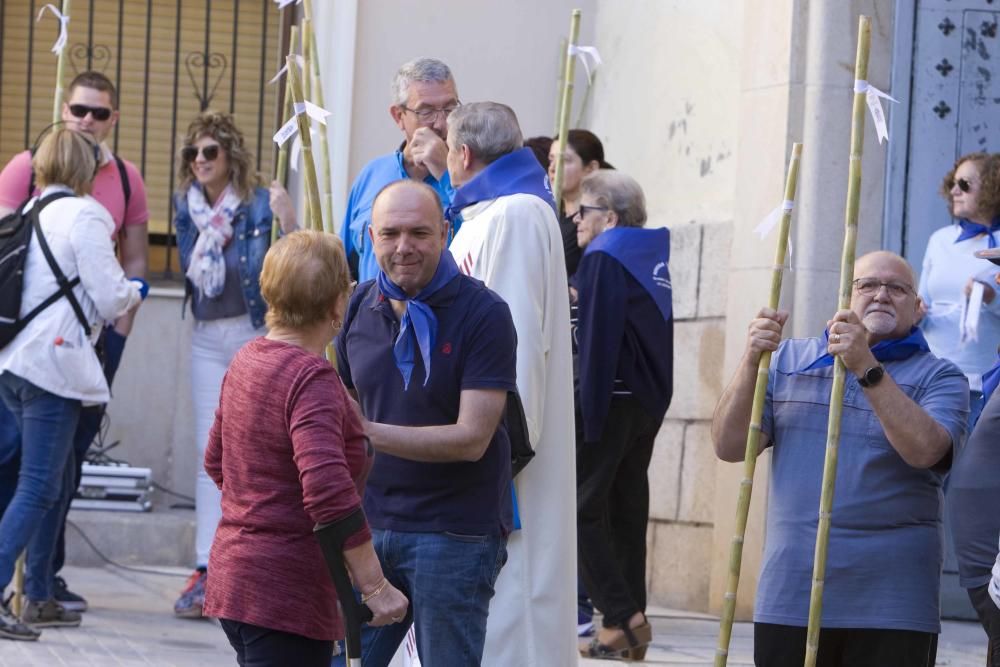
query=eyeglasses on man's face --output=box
[852,278,915,299]
[400,102,461,123]
[68,104,113,122]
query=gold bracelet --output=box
[360,577,388,604]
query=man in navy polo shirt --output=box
[334,179,516,666]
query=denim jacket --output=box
[174,186,272,328]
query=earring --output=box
[332,319,342,330]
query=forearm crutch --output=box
[315,509,373,667]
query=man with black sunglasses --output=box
[0,70,149,624]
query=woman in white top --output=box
[919,151,1000,424]
[0,128,142,641]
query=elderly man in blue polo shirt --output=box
[334,179,516,666]
[340,58,458,282]
[712,250,968,667]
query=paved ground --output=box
[1,565,989,666]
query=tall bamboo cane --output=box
[804,16,871,666]
[272,25,299,243]
[51,0,72,123]
[551,10,581,209]
[302,0,333,234]
[14,0,75,618]
[553,37,567,136]
[286,54,323,233]
[714,143,803,667]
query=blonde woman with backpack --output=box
[0,128,143,641]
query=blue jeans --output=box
[0,372,80,596]
[332,529,507,667]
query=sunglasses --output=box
[573,204,610,219]
[68,104,113,122]
[181,144,221,163]
[950,177,974,193]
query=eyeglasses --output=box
[573,205,610,219]
[181,144,221,163]
[400,102,460,123]
[68,104,113,122]
[852,278,915,298]
[949,177,975,193]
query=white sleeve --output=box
[479,201,552,446]
[70,202,141,321]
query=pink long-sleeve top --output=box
[203,337,373,641]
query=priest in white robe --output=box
[445,102,577,666]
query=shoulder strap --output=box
[113,154,131,209]
[29,193,90,336]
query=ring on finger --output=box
[831,333,840,342]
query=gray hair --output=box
[391,58,454,107]
[446,102,523,166]
[581,171,647,228]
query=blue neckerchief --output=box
[794,326,930,373]
[983,354,1000,404]
[955,218,1000,249]
[445,148,556,222]
[375,251,460,390]
[584,227,672,322]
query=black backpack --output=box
[0,192,91,347]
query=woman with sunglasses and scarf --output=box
[918,152,1000,425]
[0,128,143,640]
[921,152,1000,667]
[172,111,298,618]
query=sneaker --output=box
[20,598,81,628]
[0,601,40,641]
[577,611,595,637]
[173,568,207,619]
[53,576,88,613]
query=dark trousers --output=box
[576,396,659,628]
[753,623,938,667]
[969,584,1000,666]
[220,618,333,667]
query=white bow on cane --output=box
[36,4,69,56]
[854,79,899,144]
[567,44,603,84]
[268,56,306,85]
[273,0,302,9]
[273,101,331,148]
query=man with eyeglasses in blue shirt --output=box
[712,250,969,667]
[340,58,459,282]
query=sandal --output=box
[579,620,652,661]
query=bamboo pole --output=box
[286,54,323,233]
[303,0,334,234]
[52,0,71,123]
[552,10,581,210]
[803,16,871,667]
[554,37,567,136]
[272,25,299,244]
[714,143,803,667]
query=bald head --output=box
[854,251,917,287]
[369,180,447,296]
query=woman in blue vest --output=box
[172,111,297,618]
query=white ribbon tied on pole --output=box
[268,55,305,85]
[36,4,69,56]
[289,127,318,172]
[854,80,899,144]
[753,200,795,240]
[273,101,330,147]
[273,0,302,9]
[567,44,603,84]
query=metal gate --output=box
[0,0,289,277]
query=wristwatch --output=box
[857,364,885,388]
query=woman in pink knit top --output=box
[203,230,407,666]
